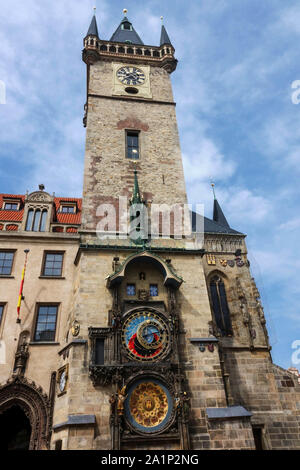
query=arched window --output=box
[33,210,41,232]
[25,209,34,231]
[40,211,47,232]
[26,209,48,232]
[209,275,233,336]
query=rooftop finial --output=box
[93,6,96,14]
[160,16,164,24]
[211,181,216,200]
[123,8,128,16]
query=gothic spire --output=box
[86,9,99,38]
[160,17,172,46]
[211,184,230,228]
[131,167,143,205]
[110,10,144,45]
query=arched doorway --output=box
[0,376,52,450]
[0,405,31,450]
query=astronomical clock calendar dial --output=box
[122,310,170,361]
[117,66,146,86]
[125,379,173,433]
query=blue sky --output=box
[0,0,299,369]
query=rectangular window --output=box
[4,203,18,211]
[0,304,4,326]
[42,252,64,277]
[150,284,159,297]
[0,251,14,275]
[126,131,140,159]
[95,338,105,365]
[61,206,75,214]
[127,284,136,296]
[34,305,58,342]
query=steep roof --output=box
[213,198,230,228]
[110,16,144,45]
[160,24,172,46]
[190,211,243,235]
[86,15,99,37]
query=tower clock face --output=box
[122,310,170,361]
[59,371,66,393]
[117,66,146,86]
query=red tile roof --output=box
[54,197,82,225]
[0,194,82,226]
[0,195,25,222]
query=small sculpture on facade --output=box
[117,385,127,416]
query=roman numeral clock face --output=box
[117,67,146,86]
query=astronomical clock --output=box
[88,253,190,449]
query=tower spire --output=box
[211,183,230,228]
[86,8,99,38]
[110,10,144,45]
[160,18,172,46]
[131,165,143,205]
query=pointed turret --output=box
[86,10,99,38]
[211,184,230,228]
[110,10,143,45]
[131,168,143,205]
[160,19,172,46]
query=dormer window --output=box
[4,203,18,211]
[122,22,132,31]
[2,198,21,211]
[60,202,77,214]
[61,206,75,214]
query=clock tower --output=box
[50,10,300,452]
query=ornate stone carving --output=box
[0,376,53,450]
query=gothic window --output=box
[150,284,159,297]
[34,305,58,342]
[209,275,233,336]
[42,252,64,277]
[33,209,41,231]
[26,209,48,232]
[127,284,136,296]
[0,251,14,275]
[40,210,47,232]
[25,209,34,231]
[126,131,140,159]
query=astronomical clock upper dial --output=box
[117,66,146,86]
[122,310,170,362]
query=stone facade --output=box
[0,13,299,451]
